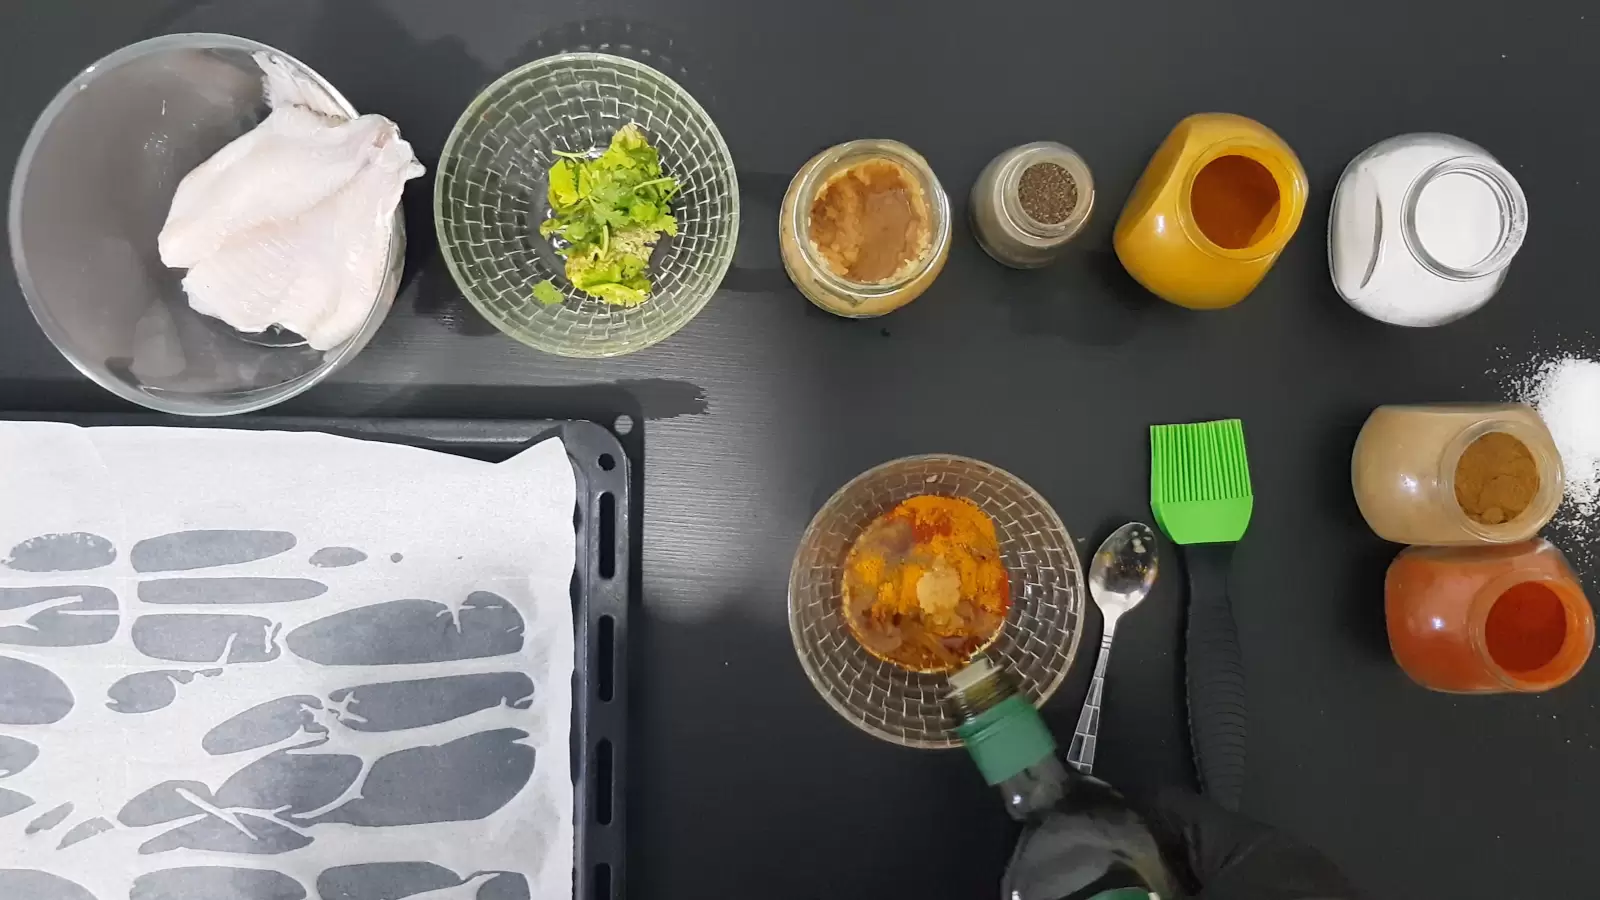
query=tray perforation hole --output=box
[598,614,615,702]
[592,863,612,900]
[598,492,616,579]
[594,738,614,826]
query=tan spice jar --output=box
[1352,403,1564,545]
[779,139,951,318]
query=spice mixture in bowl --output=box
[842,495,1011,673]
[788,454,1084,748]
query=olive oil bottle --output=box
[949,657,1182,900]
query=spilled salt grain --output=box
[1508,352,1600,566]
[1531,357,1600,518]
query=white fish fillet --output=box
[158,108,391,268]
[183,135,417,350]
[158,53,422,350]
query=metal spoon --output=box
[1067,522,1160,775]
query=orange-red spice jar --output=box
[1386,539,1594,693]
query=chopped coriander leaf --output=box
[531,280,566,306]
[538,123,678,307]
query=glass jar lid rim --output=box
[1401,156,1527,281]
[1000,146,1094,238]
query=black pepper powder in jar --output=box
[1016,162,1078,226]
[971,141,1094,268]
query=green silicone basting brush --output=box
[1150,418,1253,812]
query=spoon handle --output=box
[1067,628,1116,774]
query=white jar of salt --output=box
[1329,133,1527,327]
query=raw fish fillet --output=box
[157,52,422,351]
[158,108,392,268]
[183,136,416,351]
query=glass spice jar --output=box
[779,139,951,318]
[970,141,1094,268]
[1114,113,1308,309]
[1329,133,1529,327]
[1351,403,1564,545]
[1387,540,1594,693]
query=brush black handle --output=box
[1182,541,1246,811]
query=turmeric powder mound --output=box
[841,495,1011,673]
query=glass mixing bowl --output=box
[789,454,1086,748]
[7,33,405,416]
[434,52,739,357]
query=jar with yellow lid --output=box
[1114,113,1308,309]
[779,139,952,318]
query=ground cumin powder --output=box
[1455,432,1540,525]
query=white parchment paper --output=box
[0,423,575,900]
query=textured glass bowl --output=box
[789,455,1085,748]
[7,33,404,416]
[435,53,739,357]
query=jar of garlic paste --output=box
[779,140,952,318]
[1352,403,1564,545]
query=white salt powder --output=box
[1414,171,1503,269]
[1532,357,1600,519]
[1507,353,1600,567]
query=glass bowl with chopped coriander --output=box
[435,53,739,357]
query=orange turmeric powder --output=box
[842,495,1010,672]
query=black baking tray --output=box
[7,413,630,900]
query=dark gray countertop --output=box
[4,2,1598,898]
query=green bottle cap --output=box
[954,694,1057,785]
[1087,889,1156,900]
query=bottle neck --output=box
[950,662,1174,900]
[949,662,1062,818]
